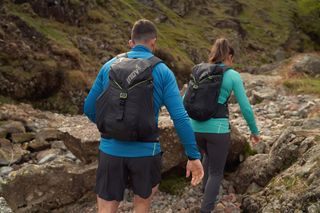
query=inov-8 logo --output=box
[127,64,142,85]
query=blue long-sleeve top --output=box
[84,45,201,159]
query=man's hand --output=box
[186,159,204,186]
[250,134,260,145]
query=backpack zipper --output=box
[128,78,152,90]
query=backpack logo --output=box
[127,64,142,85]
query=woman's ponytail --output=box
[208,38,234,63]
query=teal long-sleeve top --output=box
[190,67,259,135]
[84,45,201,159]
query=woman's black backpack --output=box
[95,54,162,142]
[183,63,230,121]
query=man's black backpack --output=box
[183,63,230,121]
[95,54,162,142]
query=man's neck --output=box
[134,43,153,52]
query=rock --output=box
[158,116,186,172]
[2,159,97,212]
[302,118,320,130]
[162,0,201,17]
[154,14,168,23]
[252,141,267,154]
[36,128,62,142]
[38,153,56,164]
[292,54,320,76]
[242,128,320,212]
[60,128,99,164]
[273,48,286,61]
[11,132,35,144]
[0,197,12,213]
[232,128,309,193]
[51,140,67,150]
[214,19,246,38]
[0,138,29,165]
[251,88,277,104]
[0,121,25,138]
[226,125,249,169]
[36,149,60,164]
[27,139,51,152]
[307,204,320,213]
[0,166,13,176]
[246,182,263,194]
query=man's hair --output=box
[131,19,157,42]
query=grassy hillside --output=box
[0,0,318,113]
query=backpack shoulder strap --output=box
[222,66,231,73]
[148,56,163,69]
[116,52,128,59]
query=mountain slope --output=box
[0,0,318,113]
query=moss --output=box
[159,167,189,195]
[283,77,320,95]
[0,96,16,105]
[243,142,257,158]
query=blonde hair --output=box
[208,38,234,63]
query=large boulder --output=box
[231,127,315,194]
[292,54,320,76]
[242,129,320,212]
[1,158,97,212]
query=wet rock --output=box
[11,132,35,144]
[0,138,29,165]
[2,160,97,212]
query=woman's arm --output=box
[232,71,259,135]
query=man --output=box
[84,19,203,213]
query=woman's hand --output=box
[250,134,260,145]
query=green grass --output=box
[283,77,320,95]
[8,3,78,49]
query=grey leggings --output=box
[195,132,231,213]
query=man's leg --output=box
[95,152,127,213]
[97,196,120,213]
[133,185,158,213]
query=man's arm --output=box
[84,63,110,123]
[160,64,201,160]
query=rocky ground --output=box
[0,55,319,212]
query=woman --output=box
[190,38,260,213]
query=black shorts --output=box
[95,151,162,201]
